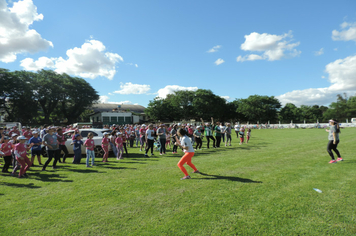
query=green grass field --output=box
[1,128,356,235]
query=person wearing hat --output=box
[14,136,33,178]
[42,127,60,170]
[325,119,342,163]
[102,132,110,162]
[71,134,83,164]
[29,131,43,166]
[1,136,12,173]
[23,127,32,142]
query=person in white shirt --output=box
[175,128,200,180]
[145,124,155,157]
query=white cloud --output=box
[0,0,53,62]
[214,58,225,65]
[99,95,110,103]
[113,82,150,94]
[135,64,138,68]
[20,56,55,70]
[220,96,231,100]
[156,85,198,99]
[277,55,356,106]
[207,45,221,53]
[20,40,123,80]
[236,31,300,62]
[314,48,324,56]
[332,22,356,42]
[99,96,137,105]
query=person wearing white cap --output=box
[193,126,203,150]
[29,131,43,166]
[13,136,33,178]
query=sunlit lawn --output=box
[1,128,356,235]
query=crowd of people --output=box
[0,118,344,180]
[0,119,252,180]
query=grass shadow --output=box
[0,182,41,189]
[30,172,73,183]
[195,172,262,183]
[65,168,101,173]
[104,166,137,170]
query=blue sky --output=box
[1,0,356,107]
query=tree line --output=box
[145,89,356,123]
[0,69,99,125]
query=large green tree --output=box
[236,95,281,123]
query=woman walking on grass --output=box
[175,128,199,180]
[325,119,342,164]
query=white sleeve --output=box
[14,149,21,158]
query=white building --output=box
[89,104,146,125]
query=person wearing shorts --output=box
[29,131,43,166]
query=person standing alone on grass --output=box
[325,119,342,163]
[175,128,199,180]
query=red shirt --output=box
[14,143,27,158]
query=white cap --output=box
[103,132,109,135]
[11,133,18,137]
[141,124,146,127]
[17,136,27,140]
[32,131,38,134]
[117,132,122,135]
[196,126,201,129]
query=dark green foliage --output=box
[0,68,99,124]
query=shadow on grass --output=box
[129,158,159,161]
[30,172,73,183]
[0,182,41,189]
[65,168,102,174]
[195,172,262,183]
[104,166,137,170]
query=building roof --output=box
[91,103,146,114]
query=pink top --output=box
[57,134,66,145]
[139,128,146,138]
[14,143,27,158]
[102,137,109,148]
[1,142,12,156]
[115,137,123,148]
[23,131,32,140]
[84,139,95,151]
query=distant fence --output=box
[239,123,356,129]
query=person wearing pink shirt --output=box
[14,136,33,178]
[139,124,147,151]
[1,136,12,173]
[101,132,110,162]
[23,127,32,142]
[84,133,95,167]
[115,132,124,160]
[8,126,20,137]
